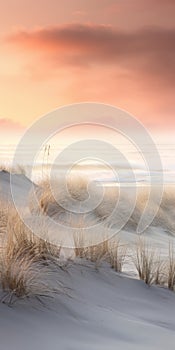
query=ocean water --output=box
[1,142,175,236]
[0,143,175,185]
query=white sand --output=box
[0,261,175,350]
[0,170,175,349]
[0,170,37,205]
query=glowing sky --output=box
[0,0,174,131]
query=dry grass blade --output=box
[87,240,109,264]
[73,230,86,258]
[0,206,63,304]
[0,247,38,299]
[133,238,156,285]
[166,242,175,291]
[73,229,109,266]
[108,238,127,273]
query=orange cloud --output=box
[7,24,175,84]
[8,24,175,78]
[4,23,175,129]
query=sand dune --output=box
[0,262,175,350]
[0,170,38,206]
[0,171,175,350]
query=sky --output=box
[0,0,174,134]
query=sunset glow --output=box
[0,0,174,133]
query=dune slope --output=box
[0,262,175,350]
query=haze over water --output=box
[0,139,175,185]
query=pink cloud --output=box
[0,118,24,131]
[5,23,175,129]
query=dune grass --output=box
[0,203,63,304]
[133,237,166,286]
[166,242,175,291]
[0,171,175,305]
[108,238,128,273]
[0,203,175,304]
